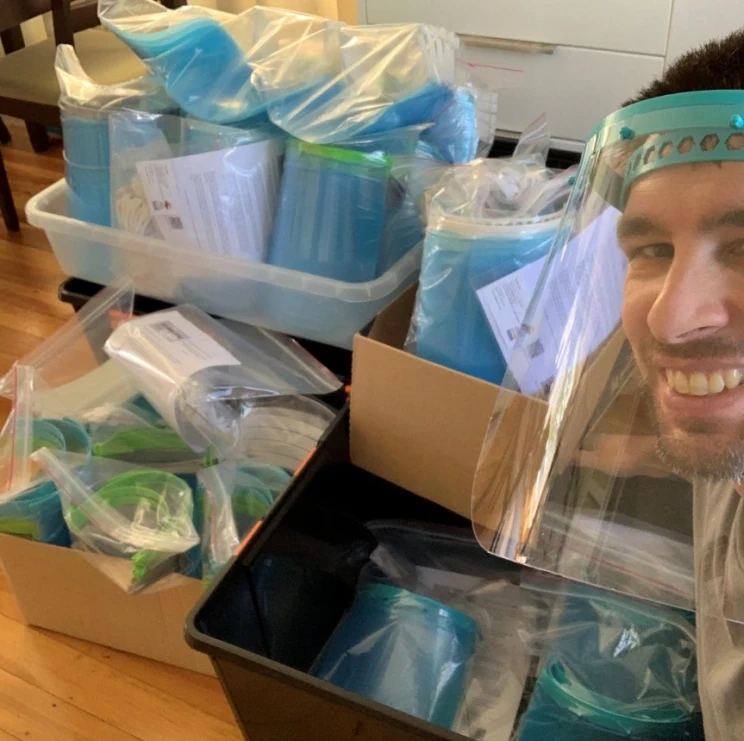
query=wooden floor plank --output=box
[48,633,236,722]
[0,667,139,741]
[0,727,24,741]
[0,612,241,741]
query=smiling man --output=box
[470,32,744,738]
[593,32,744,740]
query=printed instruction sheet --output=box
[477,207,627,396]
[136,139,283,262]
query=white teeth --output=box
[674,371,689,394]
[725,369,742,390]
[709,373,725,394]
[666,368,743,395]
[688,372,708,396]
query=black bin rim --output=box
[184,405,467,741]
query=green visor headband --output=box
[583,90,744,209]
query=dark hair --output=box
[624,29,744,106]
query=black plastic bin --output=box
[186,405,524,741]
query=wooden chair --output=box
[0,0,183,232]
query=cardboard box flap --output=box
[352,286,548,522]
[351,290,637,538]
[367,284,417,347]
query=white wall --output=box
[666,0,744,64]
[192,0,348,18]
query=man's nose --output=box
[646,252,729,344]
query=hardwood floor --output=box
[0,120,242,741]
[0,125,71,377]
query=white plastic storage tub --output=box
[27,180,422,349]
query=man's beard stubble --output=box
[642,383,744,483]
[632,336,744,482]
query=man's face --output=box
[620,161,744,480]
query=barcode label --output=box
[150,320,188,342]
[168,216,184,230]
[527,339,544,359]
[506,324,536,343]
[539,378,555,397]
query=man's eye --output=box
[628,244,673,261]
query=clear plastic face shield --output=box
[472,91,744,622]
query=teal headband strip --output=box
[576,90,744,207]
[622,126,744,203]
[589,90,744,143]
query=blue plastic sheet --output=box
[407,144,576,384]
[414,214,562,384]
[99,0,335,125]
[253,23,460,144]
[55,44,174,226]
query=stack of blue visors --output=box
[55,44,175,227]
[517,587,704,741]
[406,121,577,385]
[98,0,337,126]
[268,131,424,283]
[94,0,499,285]
[100,1,478,151]
[312,581,477,729]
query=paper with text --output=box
[477,207,626,396]
[136,139,283,262]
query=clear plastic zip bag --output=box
[55,43,174,227]
[253,22,460,145]
[405,118,575,385]
[0,366,94,546]
[0,279,138,419]
[302,520,528,737]
[109,109,285,261]
[81,395,201,473]
[33,449,200,593]
[513,573,703,741]
[0,364,36,498]
[198,461,292,581]
[103,304,341,456]
[98,0,336,125]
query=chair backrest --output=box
[70,0,103,33]
[0,0,74,45]
[0,0,186,43]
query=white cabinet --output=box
[461,44,664,146]
[363,0,672,55]
[666,0,744,65]
[358,0,744,147]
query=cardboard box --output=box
[350,286,636,526]
[0,535,213,675]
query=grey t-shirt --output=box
[694,478,744,740]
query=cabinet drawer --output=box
[461,43,664,144]
[363,0,672,56]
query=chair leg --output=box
[0,149,20,233]
[0,118,10,146]
[26,122,50,154]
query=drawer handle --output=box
[459,33,556,55]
